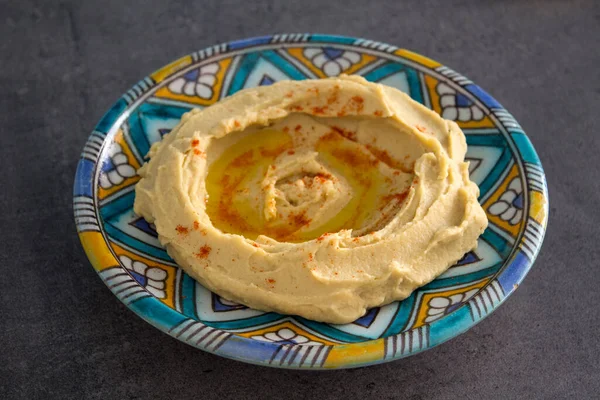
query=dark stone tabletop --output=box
[1,0,598,398]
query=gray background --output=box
[1,0,598,399]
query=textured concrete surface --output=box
[1,0,598,398]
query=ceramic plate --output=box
[74,34,548,369]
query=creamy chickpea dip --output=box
[134,75,488,323]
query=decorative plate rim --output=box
[73,33,549,369]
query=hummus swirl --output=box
[134,75,488,324]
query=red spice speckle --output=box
[193,149,206,158]
[313,173,331,184]
[365,144,414,173]
[324,136,378,169]
[383,190,410,205]
[294,124,302,131]
[195,245,211,259]
[266,278,276,284]
[288,211,311,228]
[283,126,290,133]
[350,96,365,113]
[308,253,314,261]
[252,243,259,248]
[331,126,357,141]
[312,105,328,114]
[415,124,427,133]
[193,221,200,230]
[393,171,401,176]
[374,110,383,117]
[316,232,330,242]
[234,120,241,128]
[176,225,188,235]
[191,139,200,147]
[287,150,295,155]
[285,91,294,98]
[231,150,254,167]
[290,105,304,112]
[260,145,287,158]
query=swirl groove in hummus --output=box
[134,75,488,324]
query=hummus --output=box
[134,75,488,324]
